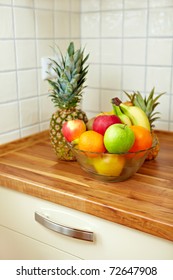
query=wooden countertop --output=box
[0,130,173,242]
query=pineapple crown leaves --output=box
[47,42,89,109]
[124,87,165,129]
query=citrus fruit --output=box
[104,124,135,153]
[78,131,106,154]
[92,154,125,176]
[129,125,152,152]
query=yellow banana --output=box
[120,103,151,131]
[112,103,132,126]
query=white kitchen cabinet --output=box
[0,225,80,260]
[0,186,173,260]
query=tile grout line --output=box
[144,0,150,94]
[98,0,101,112]
[11,0,21,139]
[33,0,42,134]
[0,1,173,143]
[121,0,125,100]
[168,38,173,130]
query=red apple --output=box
[93,115,122,135]
[62,119,86,142]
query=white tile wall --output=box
[147,39,172,66]
[101,39,122,64]
[81,0,173,132]
[0,41,16,71]
[0,7,13,38]
[13,0,33,7]
[101,0,123,10]
[149,8,173,37]
[101,65,122,89]
[81,0,100,12]
[101,11,123,37]
[16,40,37,69]
[124,10,147,37]
[123,39,146,64]
[54,11,70,38]
[17,69,37,98]
[19,98,39,127]
[81,13,100,38]
[0,0,173,145]
[0,103,19,133]
[0,72,17,102]
[14,8,35,38]
[123,66,145,90]
[0,0,80,144]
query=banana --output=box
[112,103,132,126]
[120,103,151,131]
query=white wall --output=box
[81,0,173,131]
[0,0,173,144]
[0,0,80,144]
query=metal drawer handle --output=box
[35,212,94,242]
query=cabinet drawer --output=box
[0,225,80,260]
[0,187,173,259]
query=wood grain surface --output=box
[0,130,173,242]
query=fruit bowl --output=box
[68,136,158,182]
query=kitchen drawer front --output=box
[0,186,173,259]
[0,225,80,260]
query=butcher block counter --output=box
[0,130,173,244]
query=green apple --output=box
[104,124,135,153]
[92,154,125,176]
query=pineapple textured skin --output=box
[47,42,89,161]
[146,132,160,161]
[50,108,88,161]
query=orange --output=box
[129,125,152,152]
[78,131,106,155]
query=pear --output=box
[86,117,95,130]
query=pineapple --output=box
[47,42,89,161]
[124,87,165,160]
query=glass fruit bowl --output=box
[68,136,158,182]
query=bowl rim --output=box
[68,134,158,156]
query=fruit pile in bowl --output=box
[62,95,159,182]
[68,139,157,182]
